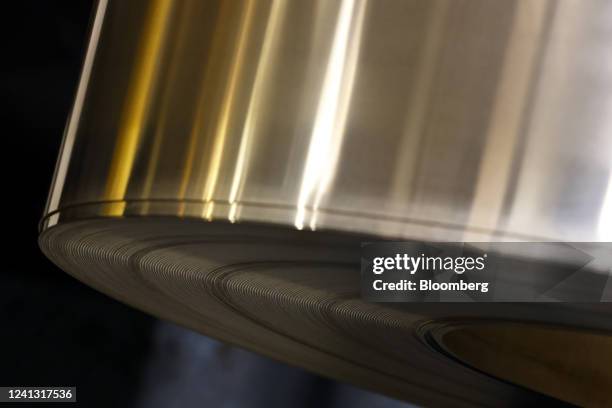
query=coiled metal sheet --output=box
[40,0,612,406]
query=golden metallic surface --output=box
[43,0,612,241]
[104,0,173,216]
[40,0,612,406]
[431,321,612,407]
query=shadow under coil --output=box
[40,0,612,406]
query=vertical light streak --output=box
[46,0,108,226]
[201,0,256,220]
[505,1,582,236]
[464,0,549,239]
[597,25,612,241]
[177,1,234,216]
[228,0,288,223]
[390,0,448,203]
[141,0,195,215]
[599,174,612,241]
[103,0,173,216]
[294,0,367,230]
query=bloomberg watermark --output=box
[361,242,612,302]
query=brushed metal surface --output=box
[42,0,612,242]
[39,0,612,406]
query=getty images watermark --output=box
[371,252,489,293]
[361,242,612,302]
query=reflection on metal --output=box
[45,0,108,227]
[427,321,612,407]
[41,0,612,243]
[389,0,449,206]
[464,0,550,239]
[201,0,256,220]
[229,0,288,224]
[142,0,198,215]
[40,1,612,405]
[41,0,612,242]
[175,1,230,217]
[103,0,173,216]
[296,0,367,230]
[601,176,612,240]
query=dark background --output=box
[0,2,409,407]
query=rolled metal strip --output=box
[40,0,612,406]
